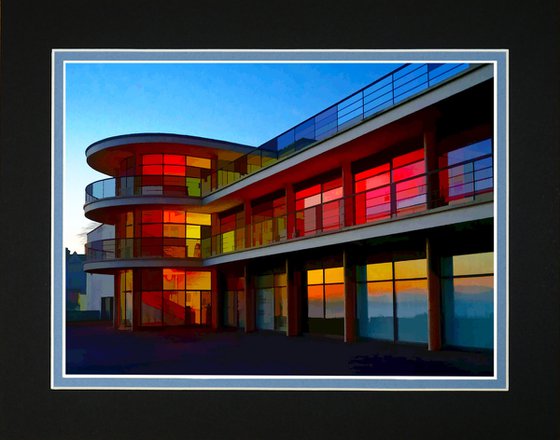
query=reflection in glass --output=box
[395,280,428,343]
[357,281,394,340]
[256,288,274,330]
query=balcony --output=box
[85,154,493,265]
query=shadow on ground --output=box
[66,322,493,376]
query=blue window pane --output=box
[357,281,394,340]
[395,280,428,344]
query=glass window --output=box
[394,259,427,279]
[163,210,185,223]
[307,269,323,285]
[357,281,394,340]
[325,283,344,318]
[324,267,344,284]
[142,291,162,326]
[395,279,428,343]
[187,156,212,169]
[186,271,211,290]
[186,212,211,226]
[307,285,324,318]
[366,262,393,281]
[163,291,185,325]
[163,268,185,290]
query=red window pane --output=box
[323,187,342,202]
[355,163,390,181]
[322,177,342,192]
[142,154,162,165]
[163,154,185,165]
[142,224,162,237]
[142,210,162,223]
[392,149,424,168]
[163,210,185,223]
[142,165,163,175]
[163,165,186,176]
[392,161,425,182]
[296,184,321,200]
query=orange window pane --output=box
[324,267,344,284]
[394,259,427,279]
[163,210,185,223]
[187,156,212,169]
[163,224,185,238]
[164,154,185,165]
[186,212,212,226]
[142,154,162,165]
[366,263,393,281]
[186,271,211,290]
[307,269,324,285]
[163,268,186,290]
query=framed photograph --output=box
[52,49,508,391]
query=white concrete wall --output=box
[85,272,114,311]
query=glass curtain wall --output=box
[219,209,245,254]
[441,252,493,349]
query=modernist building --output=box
[83,63,494,351]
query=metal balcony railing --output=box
[200,63,474,195]
[85,154,492,263]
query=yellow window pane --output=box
[394,259,427,279]
[186,212,212,226]
[187,156,212,169]
[222,230,235,253]
[366,263,392,281]
[452,252,494,276]
[186,225,201,239]
[324,267,344,284]
[186,271,211,290]
[307,269,323,285]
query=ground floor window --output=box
[441,252,493,349]
[117,269,133,329]
[255,272,287,331]
[357,258,428,344]
[307,266,344,335]
[137,268,212,327]
[223,276,245,328]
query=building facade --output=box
[83,63,494,351]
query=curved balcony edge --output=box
[83,258,204,273]
[84,195,203,221]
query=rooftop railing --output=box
[200,62,474,195]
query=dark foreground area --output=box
[66,322,493,376]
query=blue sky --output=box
[64,62,401,252]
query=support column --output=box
[342,161,354,227]
[132,269,142,331]
[211,267,219,330]
[285,183,296,239]
[343,249,357,342]
[424,120,440,209]
[244,263,256,333]
[244,199,252,249]
[426,236,442,351]
[286,257,301,337]
[113,274,120,329]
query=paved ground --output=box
[66,322,493,376]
